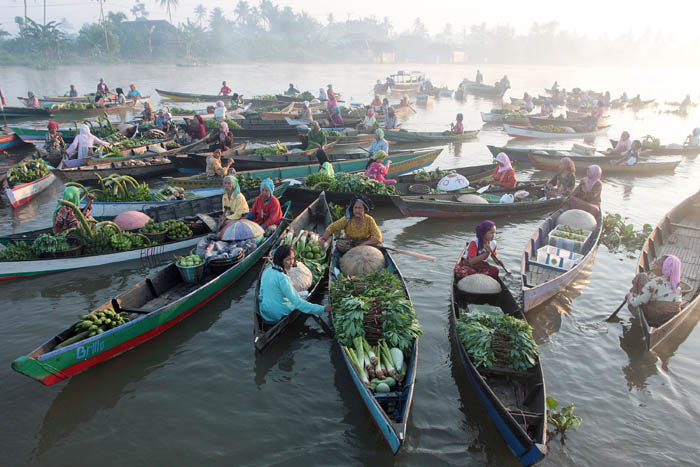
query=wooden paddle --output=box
[605,297,628,321]
[491,253,512,276]
[380,245,435,261]
[476,184,491,194]
[196,213,218,232]
[312,313,335,337]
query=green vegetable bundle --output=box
[205,118,242,131]
[164,220,192,239]
[0,241,37,260]
[303,173,399,195]
[300,91,315,100]
[254,141,289,156]
[534,125,567,133]
[279,228,329,284]
[57,308,131,348]
[457,312,538,371]
[414,167,456,181]
[8,160,49,185]
[66,175,154,203]
[32,233,71,254]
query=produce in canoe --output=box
[288,261,313,291]
[340,245,385,276]
[437,173,469,192]
[219,219,265,241]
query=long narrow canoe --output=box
[156,89,234,102]
[504,124,610,140]
[170,141,249,170]
[629,191,700,350]
[487,144,609,164]
[0,190,278,281]
[521,206,603,312]
[460,79,508,97]
[330,250,418,453]
[384,129,479,143]
[167,149,441,189]
[0,131,26,152]
[609,139,700,157]
[53,158,175,183]
[253,192,332,352]
[236,119,299,138]
[35,101,137,116]
[451,250,547,465]
[10,127,75,144]
[11,203,290,386]
[390,186,564,218]
[4,172,57,208]
[528,153,681,176]
[528,115,610,130]
[0,106,53,119]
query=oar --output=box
[605,298,628,321]
[358,147,369,153]
[380,245,435,261]
[491,253,512,276]
[476,184,491,194]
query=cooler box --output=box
[535,245,583,270]
[547,224,592,253]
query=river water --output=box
[1,63,699,466]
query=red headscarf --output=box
[47,121,59,131]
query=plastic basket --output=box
[176,262,204,283]
[547,225,592,253]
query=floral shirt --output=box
[629,274,681,307]
[45,132,66,154]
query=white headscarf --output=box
[495,152,513,173]
[74,124,93,160]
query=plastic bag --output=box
[500,193,514,204]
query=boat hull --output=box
[528,154,680,175]
[4,173,56,208]
[504,124,609,140]
[384,129,479,143]
[391,194,563,218]
[0,132,25,152]
[54,160,174,183]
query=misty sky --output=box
[1,0,697,42]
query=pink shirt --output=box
[454,122,464,134]
[365,162,396,184]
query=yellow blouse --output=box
[207,156,225,176]
[326,215,382,242]
[222,192,249,220]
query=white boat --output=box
[504,123,610,140]
[4,173,56,208]
[521,206,603,311]
[480,112,505,123]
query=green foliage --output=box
[641,134,660,148]
[414,167,456,181]
[329,203,344,221]
[205,118,242,130]
[0,241,37,261]
[7,160,49,185]
[32,234,71,254]
[254,142,289,156]
[546,397,582,443]
[304,172,399,195]
[602,212,653,257]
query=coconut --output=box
[288,261,313,292]
[557,209,597,231]
[340,245,385,276]
[457,274,502,294]
[457,194,489,204]
[113,211,151,230]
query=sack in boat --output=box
[288,261,313,292]
[340,245,385,276]
[458,194,488,204]
[642,300,681,328]
[457,273,501,294]
[335,237,358,254]
[557,209,597,231]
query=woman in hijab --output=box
[364,150,396,184]
[491,153,517,188]
[316,149,334,176]
[258,244,331,323]
[53,186,95,234]
[214,100,226,121]
[245,179,282,230]
[453,220,500,281]
[329,106,344,127]
[321,196,382,253]
[357,108,377,131]
[569,164,602,215]
[367,128,388,157]
[25,91,40,108]
[326,84,338,111]
[627,254,682,326]
[214,121,233,150]
[305,121,327,150]
[300,101,314,121]
[607,131,632,156]
[44,121,66,157]
[219,175,249,228]
[189,114,207,140]
[66,124,109,160]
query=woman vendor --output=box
[383,107,399,129]
[329,107,344,127]
[66,124,109,160]
[321,197,382,253]
[544,157,576,197]
[357,108,377,131]
[207,149,234,177]
[214,100,226,120]
[25,91,40,108]
[606,131,632,156]
[367,128,388,157]
[244,179,282,230]
[214,121,234,151]
[569,164,602,215]
[364,150,396,184]
[316,149,335,176]
[44,121,66,157]
[53,187,95,234]
[219,175,249,229]
[305,121,328,150]
[189,114,207,140]
[491,153,517,189]
[450,113,465,134]
[300,101,314,122]
[627,255,682,326]
[258,245,331,323]
[326,84,338,111]
[142,102,154,122]
[453,220,499,281]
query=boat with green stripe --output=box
[11,203,290,386]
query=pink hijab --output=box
[662,255,681,291]
[495,152,512,173]
[582,165,601,191]
[219,122,229,143]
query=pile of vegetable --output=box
[329,203,344,221]
[58,102,98,110]
[456,311,539,371]
[165,141,181,150]
[254,141,289,156]
[331,269,421,392]
[550,231,587,242]
[259,94,277,101]
[237,176,282,191]
[490,108,511,115]
[32,233,71,254]
[414,167,456,181]
[164,220,193,239]
[205,118,242,131]
[7,159,49,185]
[300,91,315,100]
[168,107,196,115]
[327,130,343,137]
[303,172,399,195]
[602,212,653,257]
[0,241,39,260]
[533,125,568,133]
[0,233,73,260]
[176,253,203,267]
[141,219,168,234]
[279,227,329,284]
[641,135,661,148]
[57,308,131,348]
[503,112,529,119]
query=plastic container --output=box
[547,224,592,253]
[535,245,583,270]
[176,262,204,283]
[571,143,596,156]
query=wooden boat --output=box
[53,157,175,184]
[4,172,57,208]
[236,119,299,138]
[504,124,610,140]
[284,163,497,208]
[386,71,425,95]
[528,115,610,130]
[459,79,508,98]
[384,129,479,143]
[450,251,547,465]
[487,144,609,164]
[0,106,53,119]
[390,186,564,218]
[167,149,441,189]
[155,89,235,102]
[609,139,700,157]
[481,112,507,123]
[253,192,332,352]
[528,153,681,176]
[44,101,137,116]
[629,190,700,350]
[17,93,116,105]
[521,206,603,311]
[10,127,75,144]
[170,141,249,170]
[0,131,26,152]
[11,203,291,385]
[329,249,418,453]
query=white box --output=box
[535,245,583,270]
[547,225,592,253]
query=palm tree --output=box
[194,4,206,27]
[158,0,179,24]
[234,0,250,26]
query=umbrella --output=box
[219,219,264,241]
[113,211,151,230]
[437,173,469,191]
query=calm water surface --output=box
[1,64,699,466]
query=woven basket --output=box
[40,241,84,258]
[210,251,245,274]
[176,262,204,283]
[409,184,431,194]
[167,233,193,242]
[140,229,168,244]
[642,301,681,328]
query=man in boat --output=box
[453,220,500,281]
[383,107,399,130]
[626,255,682,327]
[367,129,389,157]
[155,109,172,133]
[629,94,642,106]
[305,122,328,151]
[569,165,602,216]
[683,128,700,147]
[207,149,234,177]
[218,81,232,97]
[67,84,78,97]
[126,84,142,100]
[97,78,109,94]
[244,179,282,231]
[44,121,67,158]
[321,197,382,254]
[285,83,300,95]
[475,70,483,84]
[258,245,330,323]
[497,75,510,90]
[613,140,641,165]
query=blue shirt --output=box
[126,89,141,99]
[155,115,166,129]
[259,267,324,322]
[367,138,389,156]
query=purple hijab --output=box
[476,220,496,252]
[662,255,681,291]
